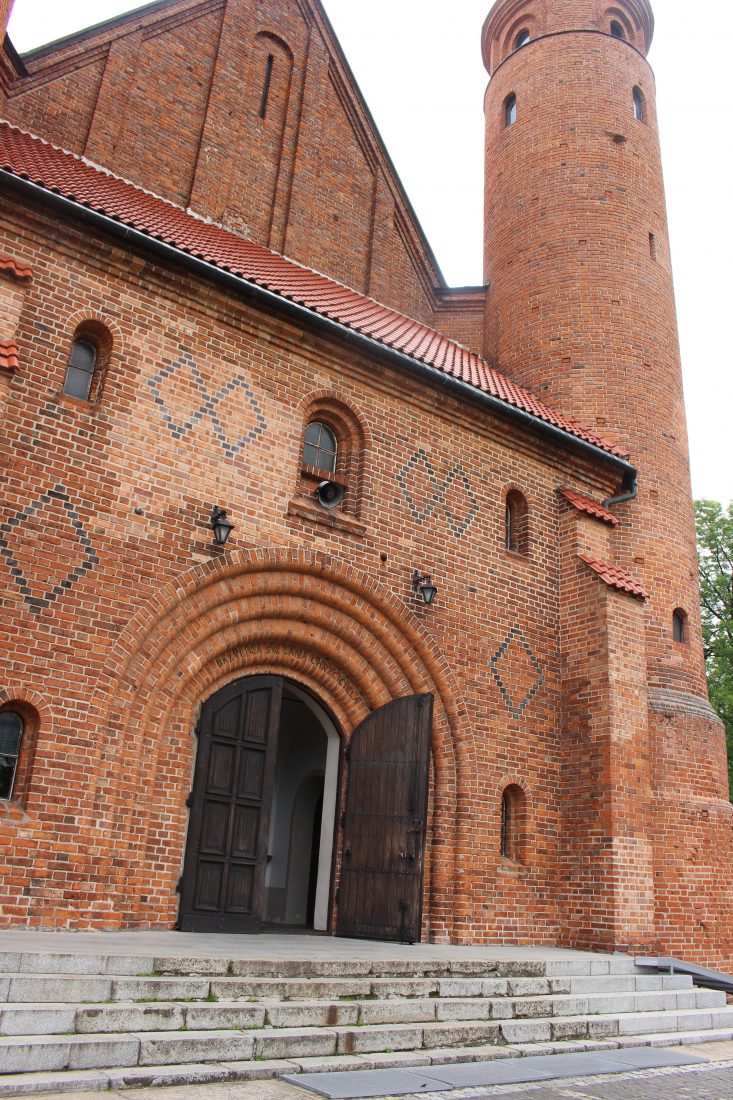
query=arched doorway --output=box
[178,676,339,933]
[177,674,434,940]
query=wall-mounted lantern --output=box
[412,569,438,606]
[210,506,234,546]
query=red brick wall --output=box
[0,196,628,945]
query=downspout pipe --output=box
[3,171,637,484]
[603,468,638,509]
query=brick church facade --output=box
[0,0,730,963]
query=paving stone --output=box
[436,978,483,998]
[184,1002,266,1030]
[107,1061,234,1089]
[481,978,510,996]
[358,1000,435,1025]
[66,1035,140,1070]
[253,1027,337,1060]
[263,1002,358,1028]
[111,977,211,1001]
[428,1043,517,1064]
[0,1005,77,1035]
[500,1018,553,1043]
[497,960,547,978]
[448,960,498,976]
[368,978,438,998]
[336,1024,423,1055]
[364,1050,433,1069]
[75,1003,186,1033]
[0,1068,111,1096]
[0,1036,71,1073]
[420,1021,502,1048]
[152,957,231,977]
[434,998,491,1022]
[0,958,20,976]
[507,978,550,997]
[229,959,372,979]
[137,1030,255,1065]
[288,1055,370,1074]
[222,1057,300,1081]
[7,977,113,1004]
[551,1018,589,1040]
[18,955,114,976]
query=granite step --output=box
[0,969,697,1005]
[1,1027,733,1097]
[5,1005,733,1075]
[0,985,718,1036]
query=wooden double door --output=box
[178,676,433,942]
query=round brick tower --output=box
[482,0,733,962]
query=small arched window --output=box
[673,608,688,643]
[0,711,23,800]
[633,86,645,121]
[303,420,338,474]
[500,784,526,861]
[63,338,98,401]
[514,29,530,49]
[505,93,517,127]
[505,490,529,555]
[610,20,625,39]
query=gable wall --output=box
[1,0,467,336]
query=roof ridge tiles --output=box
[0,118,628,463]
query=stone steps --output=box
[0,984,719,1035]
[3,1003,733,1075]
[0,949,730,1095]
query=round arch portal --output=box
[87,549,467,941]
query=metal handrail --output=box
[635,956,733,995]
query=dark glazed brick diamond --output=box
[0,484,99,614]
[490,624,544,717]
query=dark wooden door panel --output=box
[336,693,432,943]
[179,676,283,932]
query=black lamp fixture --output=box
[412,569,438,607]
[210,505,234,545]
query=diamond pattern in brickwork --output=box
[0,485,99,614]
[397,448,478,537]
[490,625,544,717]
[148,350,266,460]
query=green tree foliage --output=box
[695,500,733,798]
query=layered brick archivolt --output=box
[82,548,467,935]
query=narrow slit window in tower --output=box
[633,86,645,121]
[610,21,625,39]
[649,232,657,260]
[505,93,517,127]
[259,54,275,119]
[673,608,688,643]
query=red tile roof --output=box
[0,120,628,461]
[559,486,619,526]
[579,554,648,600]
[0,340,20,371]
[0,252,32,280]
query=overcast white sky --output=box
[6,0,732,505]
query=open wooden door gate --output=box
[336,693,433,943]
[179,676,283,932]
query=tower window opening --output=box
[259,53,274,119]
[673,608,688,643]
[633,86,645,121]
[505,93,517,127]
[610,21,625,39]
[649,232,657,260]
[514,29,530,49]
